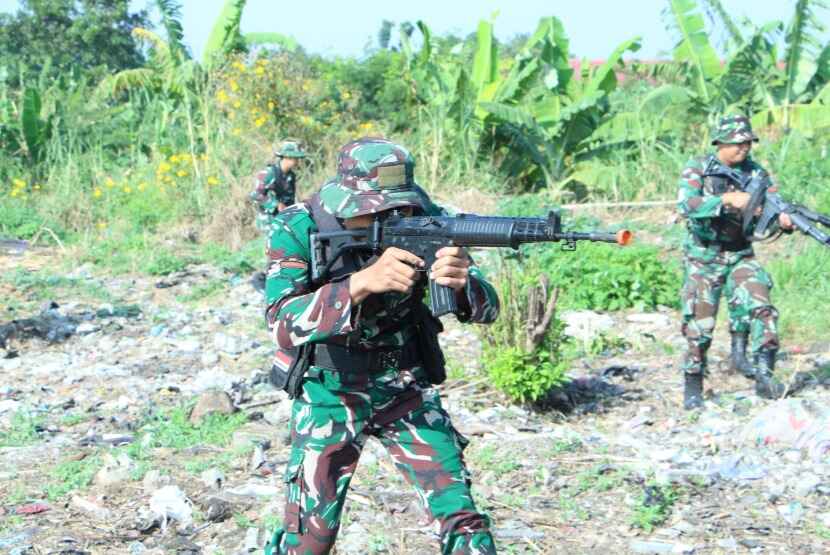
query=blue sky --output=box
[0,0,824,59]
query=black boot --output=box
[754,350,786,399]
[683,373,704,410]
[729,332,754,379]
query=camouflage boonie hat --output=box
[274,140,306,158]
[318,137,427,218]
[711,115,759,145]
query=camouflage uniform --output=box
[251,141,306,232]
[677,115,784,404]
[264,138,500,555]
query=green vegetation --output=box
[469,444,522,477]
[0,410,43,447]
[630,483,679,532]
[140,404,248,450]
[43,455,101,500]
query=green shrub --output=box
[523,241,680,311]
[485,347,569,404]
[480,253,572,405]
[0,201,59,240]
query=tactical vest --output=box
[700,156,750,251]
[269,194,446,398]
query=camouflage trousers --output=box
[681,255,779,374]
[265,367,496,555]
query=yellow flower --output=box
[255,66,265,76]
[229,79,239,92]
[254,116,266,127]
[232,128,241,136]
[13,178,25,188]
[158,162,172,173]
[123,186,132,193]
[199,153,209,161]
[176,170,188,178]
[216,90,229,103]
[169,154,179,163]
[33,184,40,190]
[96,222,107,230]
[105,177,115,188]
[267,100,275,110]
[232,61,246,73]
[207,176,220,186]
[10,190,18,197]
[233,100,241,109]
[93,188,102,198]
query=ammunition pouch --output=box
[269,343,313,399]
[413,303,447,385]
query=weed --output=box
[469,445,521,477]
[141,404,248,450]
[43,455,101,500]
[630,483,678,532]
[177,279,227,303]
[545,438,583,456]
[0,410,43,447]
[234,513,256,529]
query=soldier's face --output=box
[281,157,300,172]
[343,206,414,229]
[717,141,752,166]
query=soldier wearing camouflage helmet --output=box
[263,137,499,555]
[250,140,307,291]
[677,115,794,409]
[250,139,306,231]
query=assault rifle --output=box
[310,210,632,318]
[703,159,830,248]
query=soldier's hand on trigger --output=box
[349,247,425,304]
[722,191,751,211]
[430,247,470,291]
[779,213,794,230]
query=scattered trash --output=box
[70,496,112,521]
[226,483,280,498]
[200,468,225,490]
[778,501,804,526]
[741,399,830,460]
[15,503,50,515]
[539,375,626,414]
[148,486,193,529]
[561,310,615,342]
[0,301,141,350]
[243,526,261,552]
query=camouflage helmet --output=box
[274,139,306,158]
[318,137,427,218]
[711,115,759,145]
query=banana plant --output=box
[203,0,297,67]
[20,86,54,167]
[668,0,830,135]
[476,17,642,188]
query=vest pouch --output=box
[416,307,447,385]
[269,343,313,399]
